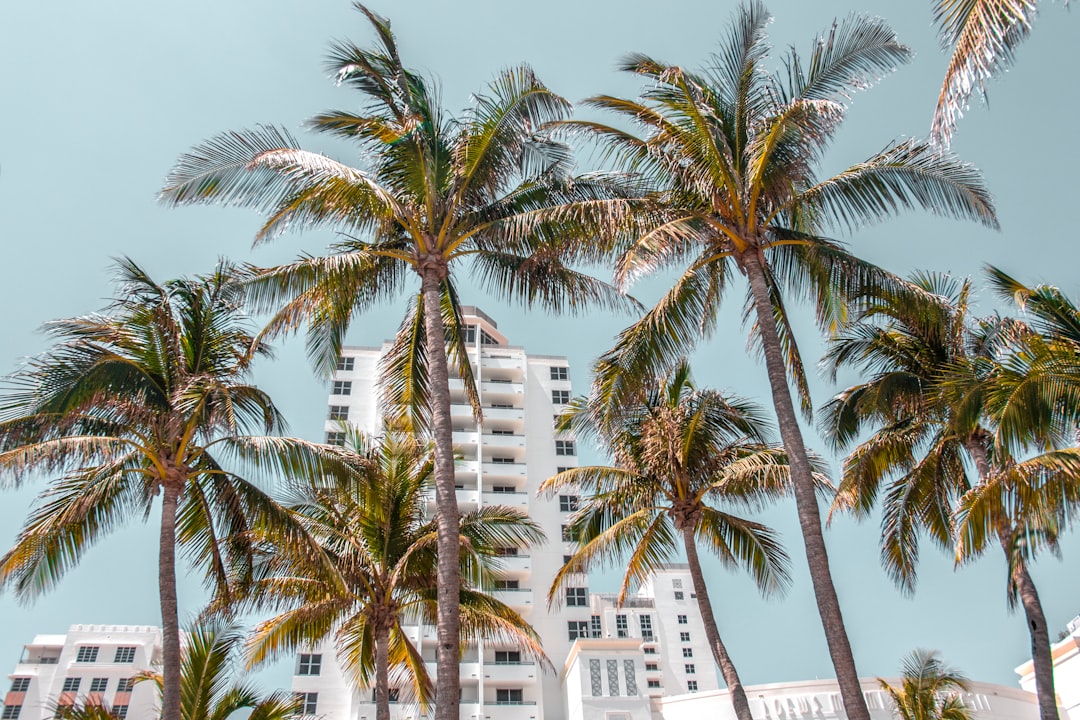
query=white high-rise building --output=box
[2,625,161,720]
[294,307,723,720]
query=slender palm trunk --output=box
[681,525,753,720]
[966,438,1060,720]
[158,478,182,720]
[741,252,871,720]
[374,616,392,720]
[419,267,462,720]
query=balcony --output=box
[482,406,524,422]
[482,490,528,509]
[482,461,526,478]
[480,355,525,372]
[493,588,534,610]
[481,380,524,397]
[484,661,539,685]
[453,430,479,447]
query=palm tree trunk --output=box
[419,267,462,720]
[374,616,392,720]
[158,478,182,720]
[741,252,871,720]
[681,525,753,720]
[965,437,1060,720]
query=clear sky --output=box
[1,0,1078,696]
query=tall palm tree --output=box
[567,4,997,717]
[821,271,1080,720]
[543,359,796,720]
[159,8,634,715]
[930,0,1052,145]
[0,260,347,720]
[130,623,302,720]
[878,649,973,720]
[233,428,547,720]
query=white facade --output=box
[1016,614,1080,720]
[2,624,161,720]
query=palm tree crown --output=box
[878,649,972,720]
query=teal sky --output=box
[1,0,1078,694]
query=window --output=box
[494,547,519,557]
[491,457,515,464]
[76,646,99,663]
[463,325,477,343]
[296,692,318,715]
[682,648,694,658]
[639,615,653,640]
[680,632,691,642]
[335,356,354,371]
[480,329,498,346]
[645,663,659,672]
[563,555,574,565]
[590,615,602,638]
[62,678,81,692]
[328,405,349,421]
[674,591,684,600]
[369,689,400,702]
[89,678,108,693]
[113,707,129,720]
[298,653,322,676]
[490,428,513,435]
[557,466,571,473]
[325,431,346,446]
[331,380,351,395]
[494,579,520,590]
[489,403,514,409]
[687,681,698,693]
[2,706,20,719]
[114,647,136,663]
[643,647,657,655]
[647,679,662,689]
[495,650,521,664]
[496,689,523,705]
[561,525,574,542]
[672,578,683,589]
[555,440,576,456]
[684,664,696,675]
[491,485,515,493]
[568,621,590,640]
[566,587,588,607]
[552,390,570,404]
[559,495,580,512]
[677,615,688,625]
[550,366,568,381]
[116,678,134,693]
[615,614,628,638]
[9,678,29,693]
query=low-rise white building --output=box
[1016,614,1080,720]
[2,624,161,720]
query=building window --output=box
[615,614,628,638]
[557,466,572,473]
[590,615,602,638]
[62,678,81,693]
[555,440,576,456]
[563,554,574,565]
[491,456,515,464]
[643,647,657,655]
[677,614,688,625]
[674,591,684,600]
[645,663,659,671]
[561,525,574,542]
[298,653,322,676]
[490,402,515,409]
[114,646,136,663]
[490,428,513,435]
[680,632,691,642]
[331,381,351,395]
[75,646,99,663]
[491,485,515,493]
[550,366,568,381]
[116,678,134,693]
[9,678,29,693]
[113,707,129,719]
[494,579,520,590]
[639,615,653,640]
[325,431,346,446]
[559,495,580,512]
[369,689,400,703]
[685,664,696,675]
[89,678,108,693]
[494,547,519,557]
[687,681,698,693]
[336,356,354,372]
[568,621,590,640]
[496,689,524,705]
[495,650,521,664]
[682,648,694,658]
[672,578,683,589]
[328,405,349,421]
[552,390,570,404]
[647,679,662,689]
[296,692,318,715]
[566,587,588,607]
[1,706,20,719]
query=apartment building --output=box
[2,625,160,720]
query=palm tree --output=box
[130,623,302,720]
[0,260,347,720]
[878,649,973,720]
[821,271,1080,720]
[542,359,796,720]
[159,8,634,715]
[929,0,1052,145]
[233,428,548,720]
[567,4,997,717]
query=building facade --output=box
[2,624,161,720]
